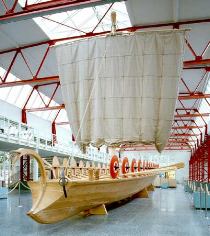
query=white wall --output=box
[0,100,21,122]
[26,113,52,139]
[56,125,72,145]
[120,150,191,184]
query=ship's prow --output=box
[27,210,46,224]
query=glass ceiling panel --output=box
[0,67,33,108]
[0,65,65,123]
[18,1,131,39]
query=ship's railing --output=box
[0,115,109,163]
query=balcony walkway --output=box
[0,115,108,163]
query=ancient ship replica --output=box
[12,148,183,224]
[11,13,187,224]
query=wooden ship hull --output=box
[27,175,156,224]
[11,148,184,224]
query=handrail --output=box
[0,114,109,163]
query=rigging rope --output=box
[67,47,107,164]
[75,49,107,143]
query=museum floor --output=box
[0,185,210,236]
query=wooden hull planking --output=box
[27,175,156,224]
[11,148,184,224]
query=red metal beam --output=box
[174,113,210,118]
[180,77,192,94]
[167,145,193,148]
[1,2,210,25]
[46,82,60,107]
[120,143,192,150]
[52,121,57,145]
[174,106,201,143]
[0,21,209,54]
[23,86,36,110]
[23,0,103,10]
[0,43,58,91]
[184,66,210,70]
[178,93,210,100]
[0,76,59,88]
[167,143,192,146]
[184,59,210,68]
[120,144,193,150]
[168,144,194,149]
[172,141,189,147]
[0,0,121,24]
[176,108,197,111]
[26,104,65,112]
[174,119,194,122]
[1,0,10,12]
[168,139,189,142]
[168,138,196,143]
[171,134,200,137]
[124,148,191,151]
[172,126,204,130]
[168,138,196,141]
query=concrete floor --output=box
[0,185,210,236]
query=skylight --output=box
[0,65,69,123]
[18,1,131,39]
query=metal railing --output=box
[0,115,109,163]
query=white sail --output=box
[55,30,185,152]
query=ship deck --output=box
[1,185,209,236]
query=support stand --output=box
[88,204,108,215]
[17,180,22,208]
[147,184,155,191]
[81,204,108,216]
[133,188,149,198]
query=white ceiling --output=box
[125,0,210,25]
